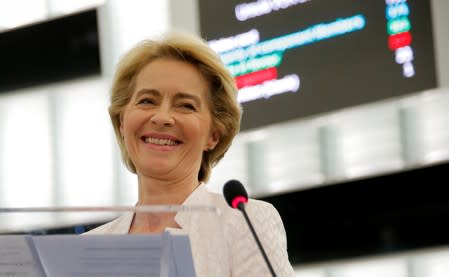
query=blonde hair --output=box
[109,31,242,182]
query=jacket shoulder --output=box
[207,191,295,276]
[207,191,280,223]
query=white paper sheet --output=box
[0,233,195,277]
[33,234,163,277]
[0,235,45,277]
[30,233,196,277]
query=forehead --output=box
[134,58,210,94]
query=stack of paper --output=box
[0,232,195,277]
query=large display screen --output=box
[0,9,100,93]
[199,0,437,130]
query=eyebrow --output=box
[134,88,159,99]
[134,89,202,107]
[175,92,201,107]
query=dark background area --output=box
[0,9,100,93]
[261,161,449,264]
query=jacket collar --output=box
[174,183,214,231]
[105,183,213,234]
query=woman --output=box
[86,31,295,276]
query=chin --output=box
[137,164,175,177]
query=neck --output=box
[136,174,200,206]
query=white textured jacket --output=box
[85,184,295,277]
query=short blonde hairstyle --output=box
[109,31,242,182]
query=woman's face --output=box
[120,58,219,180]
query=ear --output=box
[205,129,220,151]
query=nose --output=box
[150,105,175,126]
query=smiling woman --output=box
[85,31,295,276]
[120,58,218,186]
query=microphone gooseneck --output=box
[223,180,277,277]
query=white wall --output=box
[295,244,449,277]
[431,0,449,87]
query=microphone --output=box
[223,180,277,277]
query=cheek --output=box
[179,118,204,145]
[122,111,140,134]
[197,118,215,146]
[121,113,141,153]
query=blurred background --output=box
[0,0,449,276]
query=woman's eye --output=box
[180,103,196,111]
[137,98,154,105]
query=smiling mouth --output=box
[142,137,181,146]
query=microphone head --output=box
[223,179,248,209]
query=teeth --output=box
[145,137,177,146]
